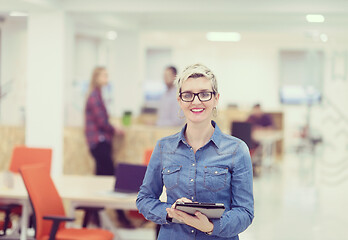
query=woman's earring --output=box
[178,109,185,119]
[213,107,218,117]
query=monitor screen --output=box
[280,85,321,105]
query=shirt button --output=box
[215,171,218,174]
[191,179,194,182]
[191,230,195,233]
[168,170,170,173]
[192,163,195,166]
[191,197,194,200]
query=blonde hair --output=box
[88,66,106,94]
[175,63,218,95]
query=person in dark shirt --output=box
[247,104,274,129]
[247,104,274,176]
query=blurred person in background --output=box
[137,64,254,239]
[156,66,185,127]
[247,103,274,149]
[85,66,133,228]
[247,103,274,130]
[247,104,275,176]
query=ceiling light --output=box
[320,33,328,42]
[106,31,117,40]
[9,11,28,17]
[306,14,325,23]
[206,32,241,42]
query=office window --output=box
[279,50,323,104]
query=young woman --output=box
[85,66,122,175]
[85,66,132,228]
[136,64,254,239]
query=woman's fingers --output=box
[194,211,207,220]
[178,197,192,203]
[167,208,182,221]
[166,208,174,218]
[167,208,192,222]
[171,197,193,209]
[167,209,213,232]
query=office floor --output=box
[241,148,348,240]
[118,144,348,240]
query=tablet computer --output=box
[173,202,225,223]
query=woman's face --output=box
[97,69,109,86]
[178,77,219,125]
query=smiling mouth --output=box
[191,108,204,113]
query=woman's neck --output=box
[185,119,215,152]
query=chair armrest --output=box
[75,206,105,212]
[0,205,11,211]
[0,204,21,211]
[43,215,75,222]
[43,215,75,240]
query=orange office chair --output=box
[143,148,153,166]
[20,163,113,240]
[0,146,52,236]
[9,146,52,173]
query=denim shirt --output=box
[136,121,254,240]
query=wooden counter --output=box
[0,108,284,174]
[64,125,181,175]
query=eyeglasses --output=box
[179,91,215,102]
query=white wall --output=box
[66,35,100,127]
[68,35,118,126]
[1,24,348,129]
[68,31,142,126]
[139,32,348,111]
[0,18,27,125]
[112,30,142,117]
[0,21,143,127]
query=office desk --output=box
[55,175,137,209]
[0,173,30,240]
[253,130,283,167]
[0,173,139,240]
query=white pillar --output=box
[26,11,69,176]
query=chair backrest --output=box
[20,164,66,240]
[143,148,153,166]
[9,146,52,173]
[231,121,253,149]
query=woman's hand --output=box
[166,198,214,233]
[166,197,191,218]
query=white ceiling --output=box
[1,0,348,33]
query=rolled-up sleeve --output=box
[136,141,172,224]
[211,141,254,238]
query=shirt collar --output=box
[175,120,222,149]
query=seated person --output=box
[246,103,274,156]
[247,104,274,130]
